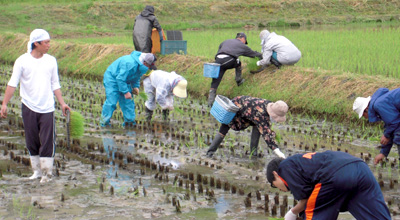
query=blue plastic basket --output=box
[210,95,239,124]
[203,63,220,78]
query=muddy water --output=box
[0,66,398,219]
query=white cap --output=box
[27,29,50,53]
[353,96,371,118]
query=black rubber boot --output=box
[208,89,217,107]
[235,66,245,86]
[206,133,224,157]
[397,144,400,162]
[270,58,282,69]
[162,109,169,121]
[145,107,153,121]
[250,126,261,157]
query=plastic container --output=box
[203,63,220,78]
[161,40,187,55]
[210,95,239,124]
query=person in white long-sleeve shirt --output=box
[256,30,301,69]
[143,70,188,121]
[0,29,70,183]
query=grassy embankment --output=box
[0,0,400,124]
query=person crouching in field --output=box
[143,70,187,121]
[1,29,70,183]
[253,30,301,72]
[206,96,287,159]
[100,52,155,127]
[266,151,391,220]
[353,87,400,165]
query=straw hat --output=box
[267,100,288,123]
[172,80,187,98]
[353,96,371,118]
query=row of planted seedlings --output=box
[40,127,297,218]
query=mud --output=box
[0,66,398,219]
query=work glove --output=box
[284,209,297,220]
[273,148,286,159]
[256,61,261,66]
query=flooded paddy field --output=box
[0,66,399,220]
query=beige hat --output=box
[267,100,289,123]
[353,96,371,118]
[172,80,187,98]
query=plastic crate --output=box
[203,63,220,78]
[210,95,239,124]
[161,40,187,55]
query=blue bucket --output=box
[203,63,220,78]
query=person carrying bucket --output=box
[266,151,391,220]
[353,87,400,165]
[252,30,301,73]
[143,70,188,121]
[1,29,70,183]
[100,52,155,127]
[207,33,262,107]
[206,96,288,158]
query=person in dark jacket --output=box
[266,151,391,220]
[208,33,262,107]
[206,96,287,158]
[133,5,163,53]
[353,87,400,164]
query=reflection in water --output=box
[151,154,181,169]
[215,195,230,217]
[101,130,139,190]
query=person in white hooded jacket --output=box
[256,30,301,69]
[143,70,188,121]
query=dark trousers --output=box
[304,162,391,220]
[22,103,56,157]
[211,57,241,89]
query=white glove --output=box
[284,209,297,220]
[273,148,286,159]
[256,61,261,66]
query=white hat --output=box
[172,80,187,98]
[27,29,50,53]
[267,100,289,123]
[353,96,371,118]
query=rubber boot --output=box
[270,58,282,69]
[40,157,54,183]
[145,107,153,121]
[235,66,245,86]
[208,89,217,107]
[250,127,261,157]
[29,155,42,180]
[162,109,169,121]
[206,133,225,157]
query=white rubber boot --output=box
[40,157,54,183]
[29,155,42,180]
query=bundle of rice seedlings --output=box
[139,91,148,100]
[69,111,85,138]
[247,58,259,71]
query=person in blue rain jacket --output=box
[101,51,155,127]
[353,87,400,164]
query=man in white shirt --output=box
[1,29,70,183]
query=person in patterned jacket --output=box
[206,96,288,158]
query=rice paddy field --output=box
[62,22,400,78]
[0,61,399,219]
[1,1,400,219]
